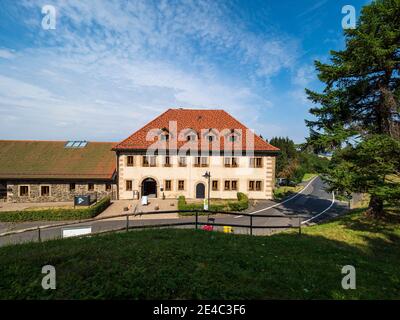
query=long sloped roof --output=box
[0,140,116,180]
[114,108,280,152]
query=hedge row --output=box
[0,197,111,222]
[178,192,249,215]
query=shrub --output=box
[0,197,111,222]
[177,193,248,215]
[228,192,249,211]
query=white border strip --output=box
[301,191,335,224]
[234,175,319,218]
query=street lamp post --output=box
[202,171,211,212]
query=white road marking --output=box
[234,175,319,218]
[301,191,335,225]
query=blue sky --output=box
[0,0,370,143]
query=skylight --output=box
[65,141,89,149]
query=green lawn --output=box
[273,185,303,201]
[0,209,399,299]
[302,173,318,182]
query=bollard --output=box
[126,214,129,232]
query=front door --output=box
[142,178,157,198]
[196,183,205,199]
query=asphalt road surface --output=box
[0,176,348,246]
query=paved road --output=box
[0,177,348,246]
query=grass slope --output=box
[0,209,399,299]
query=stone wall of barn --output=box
[6,181,116,203]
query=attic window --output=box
[160,134,169,141]
[65,141,88,149]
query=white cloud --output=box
[0,49,15,59]
[292,65,315,87]
[0,0,302,140]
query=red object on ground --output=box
[202,225,214,231]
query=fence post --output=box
[298,216,301,235]
[250,215,253,236]
[195,211,198,230]
[126,214,129,232]
[38,227,41,242]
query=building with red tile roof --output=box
[115,108,279,201]
[114,108,280,154]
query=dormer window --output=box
[203,128,218,143]
[180,128,198,142]
[229,135,237,142]
[160,134,169,141]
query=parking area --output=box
[96,199,179,220]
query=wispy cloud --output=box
[297,0,328,18]
[0,0,302,140]
[0,48,15,59]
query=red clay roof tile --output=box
[114,109,279,152]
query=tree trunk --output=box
[366,195,384,218]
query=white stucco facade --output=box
[117,154,276,200]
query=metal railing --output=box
[0,210,303,245]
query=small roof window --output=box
[65,141,88,149]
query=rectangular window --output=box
[165,180,172,191]
[143,156,156,167]
[178,180,185,191]
[41,186,50,196]
[88,183,94,191]
[249,180,255,191]
[212,180,219,191]
[249,180,262,191]
[231,180,238,191]
[195,156,208,167]
[164,156,171,167]
[127,156,134,167]
[69,183,76,191]
[19,185,29,197]
[224,180,231,191]
[106,184,112,191]
[178,157,187,167]
[232,157,238,167]
[126,180,132,191]
[224,157,231,167]
[250,157,263,168]
[224,157,238,167]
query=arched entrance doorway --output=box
[141,178,157,198]
[196,183,205,199]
